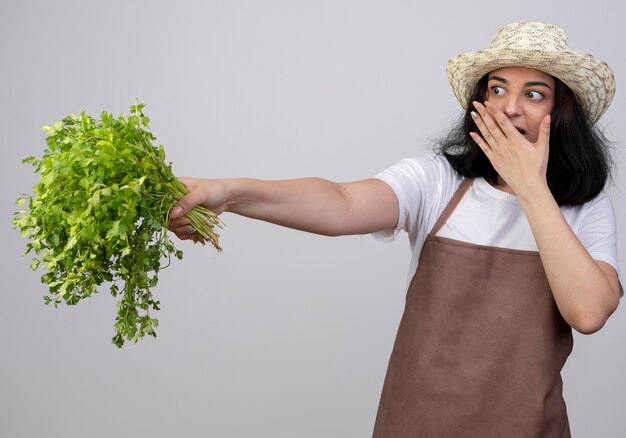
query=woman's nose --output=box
[501,95,522,117]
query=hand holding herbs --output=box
[13,102,222,348]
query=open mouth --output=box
[516,127,527,136]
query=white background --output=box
[1,1,624,437]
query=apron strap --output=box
[430,178,473,235]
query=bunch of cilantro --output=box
[13,102,221,347]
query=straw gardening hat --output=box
[446,22,615,125]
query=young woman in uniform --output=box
[169,21,622,437]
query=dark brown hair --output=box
[436,74,613,206]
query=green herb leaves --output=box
[14,102,222,347]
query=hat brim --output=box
[447,48,615,125]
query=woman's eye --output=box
[491,86,505,96]
[527,90,544,100]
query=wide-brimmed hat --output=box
[446,22,615,125]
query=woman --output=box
[169,22,621,437]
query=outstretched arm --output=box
[168,177,399,239]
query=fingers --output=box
[167,176,202,239]
[170,184,207,219]
[469,101,519,172]
[167,177,228,241]
[469,131,494,160]
[472,101,505,146]
[482,101,523,140]
[471,101,527,147]
[168,216,190,228]
[167,214,195,238]
[537,114,551,148]
[169,227,197,240]
[170,221,198,240]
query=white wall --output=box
[1,1,624,437]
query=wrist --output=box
[221,178,239,213]
[222,178,258,214]
[517,179,554,210]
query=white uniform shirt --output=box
[373,154,622,292]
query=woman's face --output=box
[485,66,555,143]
